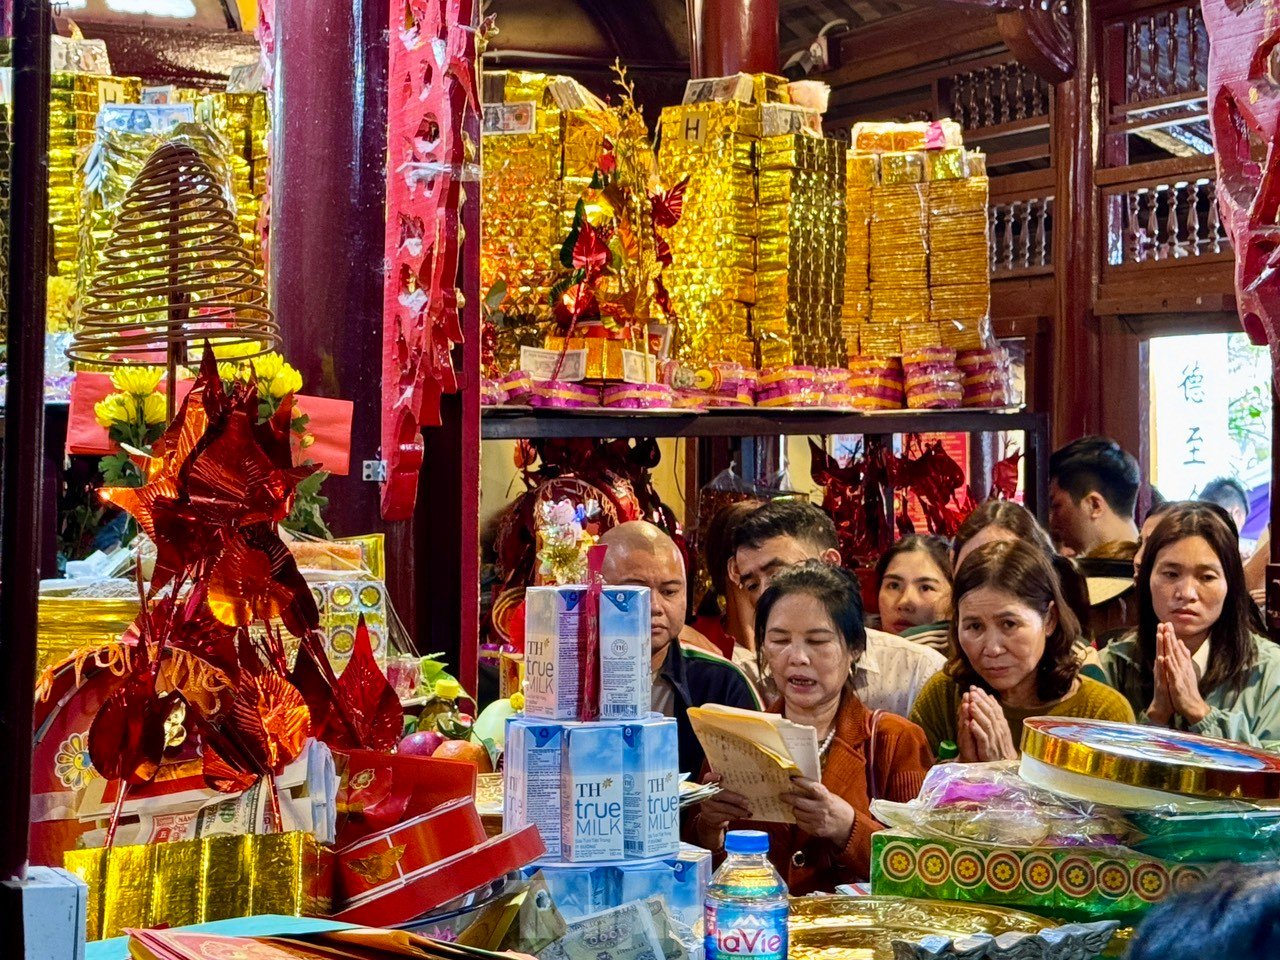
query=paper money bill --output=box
[644,897,691,960]
[682,73,754,105]
[761,103,823,138]
[539,900,665,960]
[483,102,537,135]
[520,345,588,382]
[96,103,195,135]
[50,36,111,75]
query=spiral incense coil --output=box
[67,141,279,367]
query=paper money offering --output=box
[96,103,196,135]
[538,900,667,960]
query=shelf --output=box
[481,406,1046,440]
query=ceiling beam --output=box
[575,0,680,62]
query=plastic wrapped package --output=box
[501,369,533,405]
[530,379,599,408]
[958,346,1011,408]
[902,346,963,409]
[871,761,1136,849]
[1128,806,1280,863]
[849,355,905,409]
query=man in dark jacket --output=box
[601,521,761,774]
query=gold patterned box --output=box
[66,831,334,941]
[309,578,388,674]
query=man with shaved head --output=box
[601,521,760,774]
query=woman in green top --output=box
[1099,502,1280,747]
[910,539,1134,760]
[875,535,953,655]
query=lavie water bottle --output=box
[705,830,788,960]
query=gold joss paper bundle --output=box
[481,72,619,370]
[193,92,269,268]
[753,133,846,367]
[659,100,762,366]
[928,153,989,350]
[66,831,333,940]
[50,72,142,281]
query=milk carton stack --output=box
[505,584,682,864]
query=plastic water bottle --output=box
[705,830,788,960]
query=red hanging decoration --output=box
[379,0,480,520]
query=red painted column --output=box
[270,0,422,632]
[687,0,780,79]
[1050,0,1102,445]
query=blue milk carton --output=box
[598,586,651,721]
[561,723,627,862]
[504,718,567,860]
[524,586,650,721]
[621,716,680,859]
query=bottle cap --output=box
[434,678,462,700]
[725,830,770,855]
[938,740,959,761]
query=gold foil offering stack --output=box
[754,134,847,368]
[929,150,990,350]
[49,72,142,281]
[193,92,269,270]
[481,72,617,368]
[848,119,990,357]
[840,153,874,362]
[659,99,763,367]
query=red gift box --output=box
[66,373,354,476]
[336,795,488,900]
[336,750,477,848]
[333,823,546,927]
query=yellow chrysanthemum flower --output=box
[267,365,303,399]
[142,392,168,425]
[110,367,164,398]
[211,340,267,360]
[250,353,284,382]
[94,393,138,428]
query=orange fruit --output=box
[432,738,494,773]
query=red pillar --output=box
[687,0,780,79]
[269,0,420,631]
[1050,0,1102,444]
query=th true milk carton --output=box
[560,722,626,862]
[621,716,680,859]
[504,718,567,859]
[524,585,650,721]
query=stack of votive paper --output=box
[958,346,1012,407]
[506,583,682,863]
[902,346,963,409]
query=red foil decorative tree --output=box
[379,0,480,519]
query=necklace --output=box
[818,727,837,764]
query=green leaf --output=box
[484,279,509,311]
[559,199,586,269]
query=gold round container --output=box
[1021,718,1280,801]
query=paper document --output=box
[687,704,821,824]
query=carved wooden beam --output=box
[910,0,1076,83]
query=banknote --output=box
[682,74,754,105]
[483,102,536,135]
[96,103,195,135]
[539,900,666,960]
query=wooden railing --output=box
[1098,158,1228,268]
[946,62,1051,132]
[1121,3,1206,107]
[989,170,1055,278]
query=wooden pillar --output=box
[1,0,51,882]
[270,0,420,632]
[1050,0,1102,445]
[687,0,780,79]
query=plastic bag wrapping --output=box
[1127,805,1280,863]
[870,761,1136,848]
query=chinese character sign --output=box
[1151,335,1230,499]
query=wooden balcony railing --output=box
[989,170,1055,278]
[1105,0,1209,138]
[1099,157,1228,267]
[947,62,1051,132]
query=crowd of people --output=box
[596,434,1278,893]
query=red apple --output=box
[398,729,446,757]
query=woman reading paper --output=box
[691,561,932,892]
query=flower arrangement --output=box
[90,347,331,539]
[535,497,601,585]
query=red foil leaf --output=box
[207,523,319,636]
[88,672,172,786]
[290,619,401,752]
[571,221,609,276]
[200,671,311,793]
[651,176,689,229]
